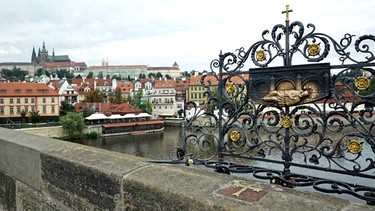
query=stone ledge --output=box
[0,127,373,210]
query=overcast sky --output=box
[0,0,374,72]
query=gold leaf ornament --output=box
[230,130,241,142]
[281,116,293,128]
[226,83,236,94]
[256,50,267,61]
[307,43,321,56]
[354,76,370,90]
[347,140,363,154]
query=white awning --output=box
[136,113,151,118]
[85,113,109,120]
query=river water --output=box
[71,126,182,160]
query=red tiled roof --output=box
[0,82,59,97]
[153,79,175,88]
[72,78,112,86]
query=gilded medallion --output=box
[354,76,370,90]
[226,83,236,94]
[230,130,241,142]
[256,50,267,61]
[280,116,292,128]
[347,140,363,154]
[307,43,321,56]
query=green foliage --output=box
[108,87,124,104]
[59,112,85,138]
[84,89,103,103]
[148,72,155,79]
[156,72,163,79]
[87,71,94,78]
[88,131,99,139]
[35,68,50,77]
[165,74,172,79]
[20,109,27,123]
[82,107,95,118]
[98,71,103,78]
[29,111,41,124]
[60,101,75,116]
[55,69,74,79]
[129,90,153,114]
[1,66,28,81]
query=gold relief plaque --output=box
[280,116,293,128]
[256,50,267,61]
[230,131,241,142]
[226,83,236,94]
[354,76,370,90]
[307,43,321,56]
[347,140,363,154]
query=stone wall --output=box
[0,127,372,210]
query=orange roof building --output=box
[0,82,60,118]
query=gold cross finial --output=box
[282,5,293,22]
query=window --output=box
[51,98,55,103]
[43,98,46,103]
[25,107,28,112]
[17,107,20,113]
[31,107,35,112]
[0,99,3,104]
[31,98,35,103]
[24,98,28,103]
[0,107,3,113]
[51,106,55,113]
[17,98,20,104]
[43,106,46,113]
[10,99,13,104]
[10,107,14,113]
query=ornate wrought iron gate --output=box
[155,6,375,205]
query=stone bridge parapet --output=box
[0,127,372,210]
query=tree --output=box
[156,72,163,79]
[59,112,85,138]
[60,101,75,116]
[20,109,27,123]
[87,71,94,78]
[56,69,74,79]
[129,90,152,114]
[84,89,103,103]
[148,73,156,79]
[165,74,172,79]
[29,111,40,124]
[82,107,95,118]
[108,87,124,104]
[35,68,50,77]
[75,74,82,79]
[98,71,103,78]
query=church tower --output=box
[31,47,37,64]
[40,41,49,63]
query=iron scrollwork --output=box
[151,9,375,205]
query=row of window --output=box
[153,106,173,110]
[0,98,55,104]
[0,105,56,114]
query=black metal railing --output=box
[150,6,375,205]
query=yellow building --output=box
[0,82,60,118]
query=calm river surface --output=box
[71,126,182,160]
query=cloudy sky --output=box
[0,0,374,72]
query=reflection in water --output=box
[71,126,182,160]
